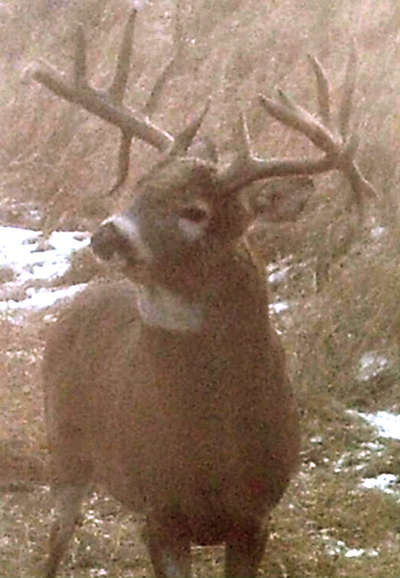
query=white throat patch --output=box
[135,284,203,332]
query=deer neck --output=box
[135,283,203,332]
[135,244,269,335]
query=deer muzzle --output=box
[91,213,153,265]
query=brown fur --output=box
[42,151,300,578]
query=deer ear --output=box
[247,177,314,223]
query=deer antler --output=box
[32,11,173,147]
[31,8,376,209]
[30,8,202,194]
[218,44,376,211]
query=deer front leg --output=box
[44,484,87,578]
[144,515,191,578]
[224,523,268,578]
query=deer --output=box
[31,6,376,578]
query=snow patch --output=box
[359,411,400,440]
[357,351,390,382]
[0,284,87,312]
[361,473,398,493]
[0,225,89,314]
[269,300,290,314]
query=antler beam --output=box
[31,8,175,193]
[218,45,377,211]
[31,7,376,209]
[32,61,173,151]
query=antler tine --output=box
[308,54,331,126]
[109,9,136,105]
[108,132,133,195]
[218,49,377,206]
[219,112,268,193]
[32,60,173,148]
[339,39,357,138]
[259,93,339,155]
[143,56,178,117]
[343,131,377,200]
[347,161,377,202]
[169,97,211,157]
[142,0,184,117]
[74,25,87,88]
[236,112,253,161]
[31,11,174,166]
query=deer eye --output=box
[179,205,209,223]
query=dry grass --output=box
[0,0,399,576]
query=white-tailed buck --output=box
[32,7,376,578]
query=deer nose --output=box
[91,219,121,260]
[91,214,153,264]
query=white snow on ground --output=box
[0,226,90,281]
[359,411,400,440]
[357,351,390,382]
[269,300,290,314]
[0,284,88,312]
[356,411,400,495]
[0,225,89,311]
[361,473,398,493]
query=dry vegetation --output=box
[0,0,399,576]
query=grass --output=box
[0,0,399,576]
